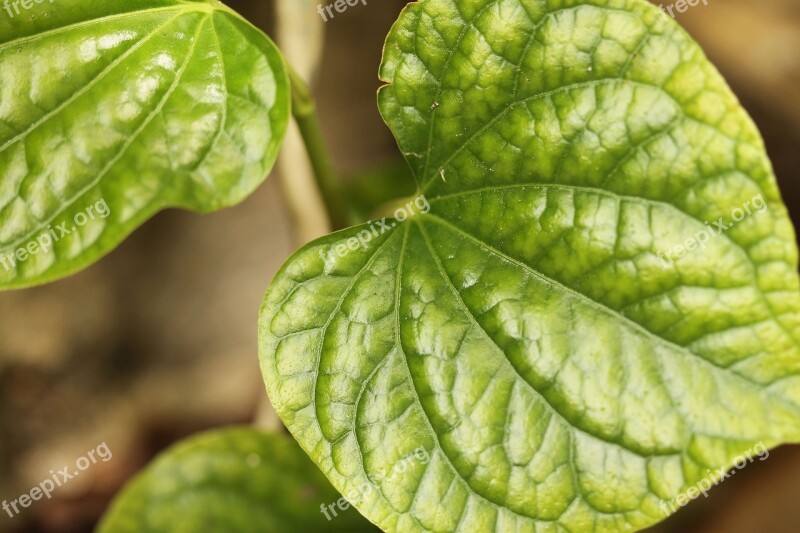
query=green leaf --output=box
[260,0,800,531]
[0,0,289,289]
[98,427,379,532]
[342,158,417,222]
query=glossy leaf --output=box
[259,0,800,531]
[0,0,289,289]
[98,427,378,532]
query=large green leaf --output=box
[0,0,289,289]
[98,427,378,532]
[259,0,800,531]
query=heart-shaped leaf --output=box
[0,0,289,289]
[260,0,800,531]
[98,428,378,532]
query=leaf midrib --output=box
[390,223,559,523]
[420,212,800,418]
[414,2,652,192]
[415,219,684,458]
[0,5,200,51]
[427,183,800,371]
[337,224,653,524]
[0,13,184,155]
[0,13,210,259]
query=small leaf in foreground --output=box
[98,427,378,532]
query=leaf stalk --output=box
[288,65,351,230]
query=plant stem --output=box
[288,66,351,229]
[254,0,328,431]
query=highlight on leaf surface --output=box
[0,0,290,289]
[98,427,378,532]
[259,0,800,531]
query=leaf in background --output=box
[98,427,378,532]
[260,0,800,531]
[0,0,289,289]
[342,158,417,221]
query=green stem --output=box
[288,66,351,230]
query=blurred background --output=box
[0,0,798,531]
